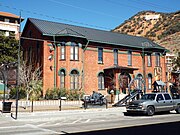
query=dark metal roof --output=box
[104,65,138,71]
[27,18,165,50]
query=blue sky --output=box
[0,0,179,31]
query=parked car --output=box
[126,93,180,116]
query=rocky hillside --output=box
[112,11,180,53]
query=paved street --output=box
[0,107,180,135]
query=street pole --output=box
[15,10,22,119]
[1,68,6,113]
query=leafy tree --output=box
[0,34,19,63]
[172,52,180,71]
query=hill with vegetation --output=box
[112,11,180,54]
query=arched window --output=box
[60,69,65,88]
[136,74,143,90]
[98,72,104,90]
[70,70,79,90]
[148,74,152,90]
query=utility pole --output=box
[15,10,22,119]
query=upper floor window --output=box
[70,70,79,90]
[155,53,160,67]
[147,54,152,67]
[60,42,66,60]
[98,72,105,90]
[128,51,132,66]
[114,49,118,65]
[98,48,103,64]
[70,42,79,61]
[4,18,9,22]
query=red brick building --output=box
[21,18,167,96]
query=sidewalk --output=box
[1,106,126,122]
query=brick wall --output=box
[22,22,166,96]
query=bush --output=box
[9,86,26,99]
[45,88,58,100]
[45,88,84,100]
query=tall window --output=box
[60,69,65,88]
[136,74,143,90]
[98,48,103,63]
[36,42,40,63]
[28,46,32,64]
[70,70,79,90]
[60,44,66,60]
[147,54,152,67]
[155,53,160,67]
[98,72,105,89]
[70,43,79,60]
[128,51,132,66]
[114,49,118,65]
[148,74,152,89]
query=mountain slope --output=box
[112,11,180,53]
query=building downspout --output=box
[142,47,146,93]
[53,35,57,89]
[81,40,89,93]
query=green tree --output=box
[172,52,180,71]
[0,34,19,63]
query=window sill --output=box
[98,89,105,90]
[98,61,103,64]
[70,60,79,61]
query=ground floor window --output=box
[136,74,143,90]
[148,74,152,90]
[70,70,79,90]
[98,72,104,89]
[60,69,65,88]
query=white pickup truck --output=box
[126,93,180,116]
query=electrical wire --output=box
[131,0,172,12]
[47,0,124,20]
[0,3,112,30]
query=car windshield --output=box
[141,94,156,100]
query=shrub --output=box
[9,86,26,99]
[45,88,84,100]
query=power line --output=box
[47,0,125,20]
[0,3,112,30]
[131,0,172,12]
[103,0,143,11]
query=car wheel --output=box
[175,105,180,114]
[147,106,155,116]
